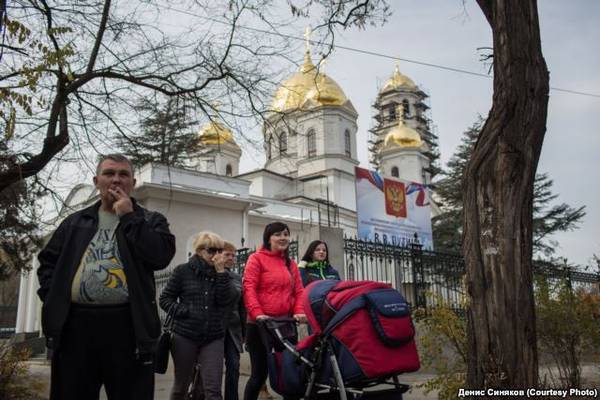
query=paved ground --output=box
[26,354,600,399]
[27,352,439,400]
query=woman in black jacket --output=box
[159,231,235,400]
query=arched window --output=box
[388,105,396,122]
[391,166,399,178]
[225,164,232,176]
[344,130,351,157]
[279,131,287,155]
[307,129,316,158]
[402,99,410,119]
[266,136,272,160]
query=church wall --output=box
[214,150,240,176]
[294,125,310,160]
[265,155,298,176]
[247,175,264,197]
[297,171,356,212]
[334,174,358,212]
[144,198,244,269]
[294,109,357,161]
[301,178,328,200]
[285,129,298,156]
[246,222,267,250]
[323,119,356,156]
[137,164,250,198]
[297,156,357,177]
[380,151,428,184]
[252,174,296,200]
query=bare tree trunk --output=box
[464,0,549,392]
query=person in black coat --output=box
[187,240,246,400]
[37,154,175,400]
[159,231,236,400]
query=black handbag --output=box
[154,304,177,374]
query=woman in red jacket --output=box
[242,222,305,400]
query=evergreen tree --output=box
[433,116,586,259]
[432,117,482,253]
[119,98,200,169]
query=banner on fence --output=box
[355,166,434,249]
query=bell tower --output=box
[369,64,439,184]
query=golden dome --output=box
[271,51,348,113]
[198,121,237,146]
[380,65,417,93]
[384,122,422,149]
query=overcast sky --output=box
[236,0,600,267]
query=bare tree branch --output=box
[86,0,111,74]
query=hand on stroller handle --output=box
[255,315,308,324]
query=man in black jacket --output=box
[37,154,175,400]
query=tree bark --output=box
[464,0,549,392]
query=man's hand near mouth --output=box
[109,186,134,216]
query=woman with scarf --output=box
[298,240,341,287]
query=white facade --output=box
[194,142,241,177]
[379,148,431,184]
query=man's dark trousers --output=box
[50,303,154,400]
[224,333,241,400]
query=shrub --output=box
[535,276,600,387]
[0,342,45,400]
[414,294,467,400]
[415,280,599,398]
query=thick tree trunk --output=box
[464,0,549,392]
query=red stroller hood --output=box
[303,280,392,335]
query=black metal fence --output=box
[343,237,465,311]
[343,236,599,313]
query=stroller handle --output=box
[258,316,298,329]
[258,317,315,369]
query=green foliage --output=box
[414,294,467,400]
[535,275,600,387]
[532,175,587,258]
[0,343,44,400]
[0,16,74,138]
[432,116,586,258]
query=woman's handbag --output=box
[154,304,177,374]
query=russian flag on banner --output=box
[355,167,384,192]
[406,183,430,207]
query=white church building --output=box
[14,46,439,337]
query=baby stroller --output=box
[258,280,420,399]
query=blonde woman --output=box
[159,232,235,400]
